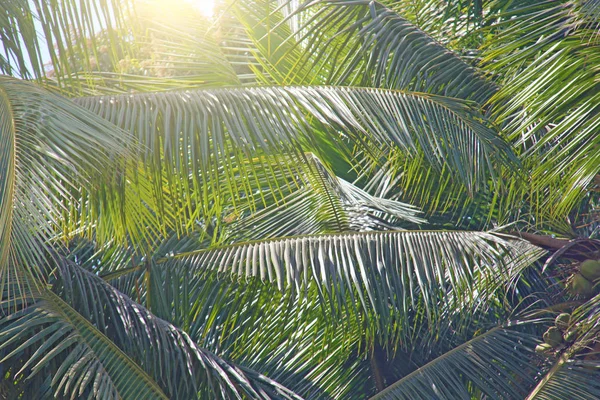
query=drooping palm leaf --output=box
[491,47,599,222]
[166,230,544,347]
[0,259,303,399]
[76,85,516,201]
[0,76,151,307]
[82,237,497,400]
[0,0,133,81]
[226,153,425,241]
[482,0,600,70]
[378,0,487,46]
[67,227,548,399]
[480,0,600,227]
[89,242,372,399]
[525,357,600,400]
[57,260,303,399]
[369,326,541,399]
[0,292,170,400]
[232,0,495,102]
[0,0,240,95]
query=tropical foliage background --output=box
[0,0,599,398]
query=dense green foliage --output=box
[0,0,599,398]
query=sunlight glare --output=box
[184,0,214,17]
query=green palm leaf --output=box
[96,250,371,399]
[369,326,541,399]
[56,259,303,399]
[482,0,600,70]
[0,76,147,307]
[526,357,600,400]
[76,86,515,200]
[233,0,495,102]
[378,0,486,44]
[0,0,239,95]
[226,153,425,241]
[0,259,303,399]
[167,230,544,344]
[481,0,600,226]
[0,292,169,400]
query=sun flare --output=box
[184,0,214,17]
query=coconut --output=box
[535,343,553,354]
[580,259,600,281]
[570,273,594,297]
[564,330,578,342]
[543,327,563,347]
[555,313,570,331]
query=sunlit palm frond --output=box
[0,0,239,96]
[226,153,425,241]
[87,238,510,400]
[482,0,600,70]
[379,0,486,45]
[0,259,303,399]
[482,1,600,224]
[233,0,495,102]
[76,85,515,204]
[91,246,371,399]
[165,230,544,346]
[56,260,303,399]
[106,247,549,400]
[0,76,149,307]
[0,0,134,81]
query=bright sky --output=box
[14,0,216,76]
[184,0,214,17]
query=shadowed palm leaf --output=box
[370,326,541,399]
[0,260,303,399]
[0,76,143,307]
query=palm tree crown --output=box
[0,0,598,399]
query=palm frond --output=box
[0,292,169,400]
[233,0,495,102]
[379,0,486,45]
[0,76,149,307]
[369,326,541,399]
[167,230,544,345]
[482,0,600,70]
[525,357,600,400]
[0,0,240,95]
[76,85,515,204]
[112,249,552,399]
[226,153,425,241]
[482,0,600,224]
[98,248,372,399]
[55,259,302,399]
[0,0,134,81]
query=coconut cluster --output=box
[536,260,600,356]
[535,313,578,354]
[568,259,600,298]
